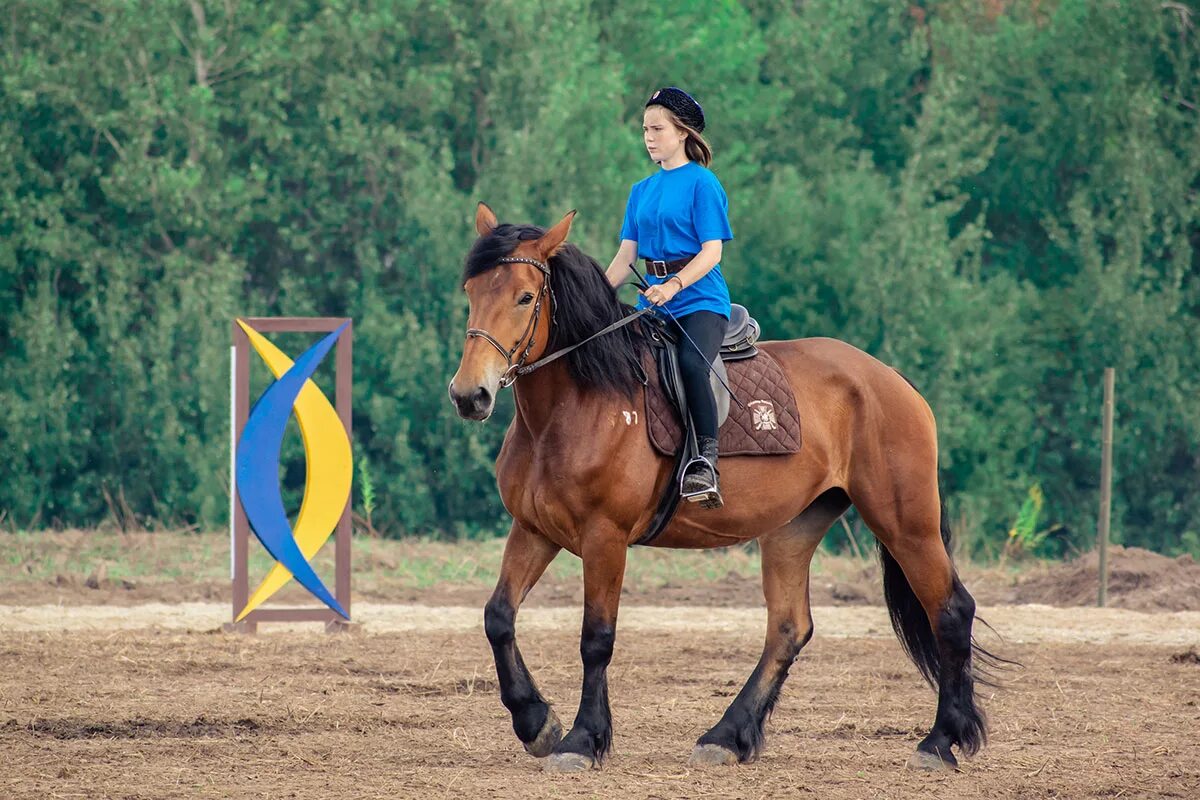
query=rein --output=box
[464,255,650,388]
[517,307,652,376]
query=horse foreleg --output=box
[692,493,847,765]
[543,527,627,772]
[484,521,562,757]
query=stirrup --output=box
[680,457,723,509]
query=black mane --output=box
[462,222,648,398]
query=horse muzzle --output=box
[448,379,495,421]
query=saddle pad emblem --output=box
[749,400,778,431]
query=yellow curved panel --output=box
[236,320,351,620]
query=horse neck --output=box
[511,360,583,437]
[511,305,646,437]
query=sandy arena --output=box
[2,599,1198,799]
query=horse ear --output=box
[475,202,498,237]
[537,209,577,259]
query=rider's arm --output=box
[669,240,723,289]
[605,239,639,288]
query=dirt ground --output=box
[4,539,1200,798]
[2,602,1199,800]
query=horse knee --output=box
[484,597,515,647]
[580,622,615,668]
[776,618,814,666]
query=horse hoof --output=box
[906,749,957,771]
[542,752,595,773]
[522,708,563,758]
[689,743,739,767]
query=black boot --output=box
[681,435,722,509]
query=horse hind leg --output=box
[854,485,987,770]
[691,489,851,766]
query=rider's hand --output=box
[641,277,683,307]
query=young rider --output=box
[605,87,734,509]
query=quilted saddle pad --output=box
[644,348,802,457]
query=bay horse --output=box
[448,203,996,772]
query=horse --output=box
[448,202,998,773]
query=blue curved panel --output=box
[236,322,349,619]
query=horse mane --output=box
[462,222,648,399]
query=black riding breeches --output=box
[674,310,726,442]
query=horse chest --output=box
[494,444,577,545]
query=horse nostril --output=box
[450,384,494,419]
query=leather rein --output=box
[464,255,651,389]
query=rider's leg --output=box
[675,310,726,507]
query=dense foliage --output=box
[2,1,1197,557]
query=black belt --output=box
[644,256,694,278]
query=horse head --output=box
[448,202,575,420]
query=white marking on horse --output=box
[622,410,639,426]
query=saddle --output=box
[634,305,802,546]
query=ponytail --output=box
[657,107,713,167]
[684,131,712,167]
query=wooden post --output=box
[1097,367,1115,608]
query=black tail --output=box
[878,491,1013,757]
[878,513,946,688]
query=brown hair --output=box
[657,107,713,167]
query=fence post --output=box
[1098,367,1115,608]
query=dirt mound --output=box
[1003,546,1200,612]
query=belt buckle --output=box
[651,260,668,278]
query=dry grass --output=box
[0,529,880,600]
[2,528,1114,614]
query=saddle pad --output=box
[645,349,802,457]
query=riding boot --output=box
[681,435,722,510]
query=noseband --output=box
[464,256,556,388]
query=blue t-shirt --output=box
[619,161,734,319]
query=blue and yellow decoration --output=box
[235,320,351,621]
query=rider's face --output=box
[643,106,687,165]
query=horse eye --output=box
[518,293,535,306]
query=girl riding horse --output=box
[448,199,1001,772]
[605,87,732,509]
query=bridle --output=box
[462,254,653,389]
[464,256,556,388]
